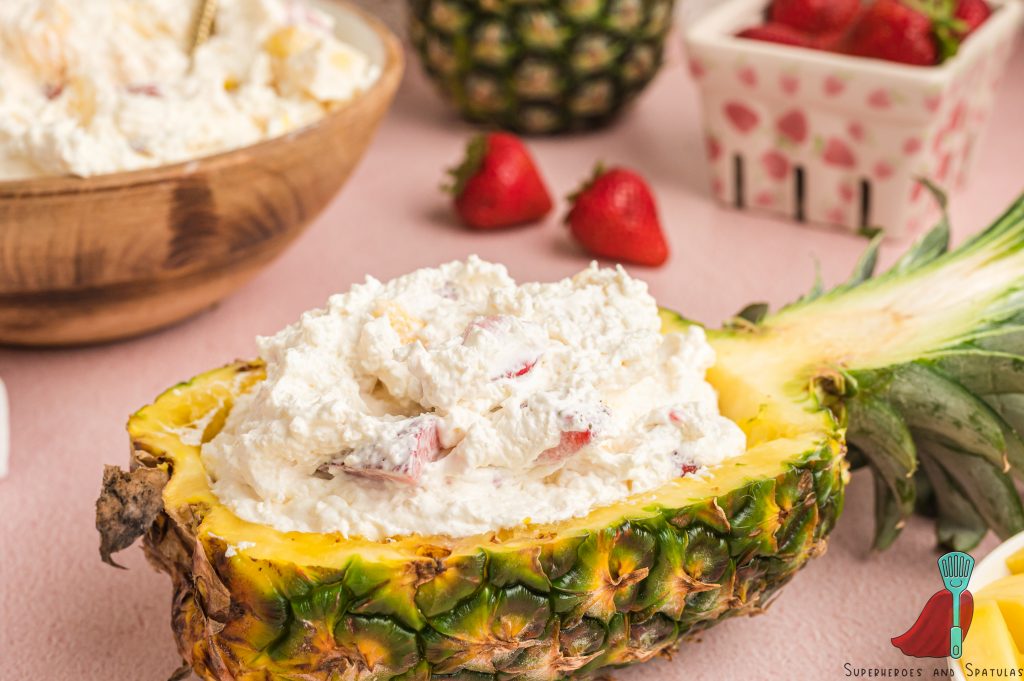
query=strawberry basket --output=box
[683,0,1022,238]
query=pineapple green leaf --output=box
[799,261,825,304]
[856,364,1009,472]
[925,351,1024,471]
[734,303,769,325]
[887,182,950,276]
[843,234,883,288]
[965,327,1024,354]
[846,395,916,549]
[930,351,1024,396]
[924,438,1024,540]
[845,397,916,505]
[986,394,1024,438]
[919,456,989,551]
[870,472,907,551]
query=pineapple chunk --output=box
[960,600,1019,676]
[977,573,1024,653]
[995,599,1024,653]
[977,573,1024,600]
[263,26,316,59]
[1007,546,1024,575]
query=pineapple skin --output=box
[125,362,844,681]
[408,0,675,134]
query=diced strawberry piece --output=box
[127,83,162,97]
[318,417,443,485]
[43,83,64,100]
[463,315,545,380]
[538,430,593,463]
[504,358,539,379]
[536,405,610,463]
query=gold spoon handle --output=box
[191,0,217,54]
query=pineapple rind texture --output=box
[408,0,675,134]
[128,361,843,680]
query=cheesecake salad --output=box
[0,0,379,179]
[202,258,747,539]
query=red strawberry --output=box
[770,0,860,33]
[538,430,592,463]
[776,109,808,144]
[847,0,964,66]
[680,463,700,477]
[737,22,816,47]
[320,416,443,485]
[566,166,669,267]
[724,102,760,133]
[955,0,991,37]
[447,133,553,230]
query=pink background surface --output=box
[1,36,1023,681]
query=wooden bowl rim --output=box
[0,0,404,199]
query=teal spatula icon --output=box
[938,551,975,659]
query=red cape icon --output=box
[891,590,975,658]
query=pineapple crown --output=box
[732,181,1024,551]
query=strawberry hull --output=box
[683,0,1022,238]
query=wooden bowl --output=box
[0,1,404,347]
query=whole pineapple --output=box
[408,0,676,134]
[98,194,1024,680]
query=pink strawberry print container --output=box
[683,0,1023,238]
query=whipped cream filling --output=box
[202,258,747,539]
[0,0,379,179]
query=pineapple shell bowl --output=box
[97,193,1024,680]
[0,1,403,347]
[408,0,676,134]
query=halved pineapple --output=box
[97,194,1024,680]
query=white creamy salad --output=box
[202,258,746,539]
[0,0,379,179]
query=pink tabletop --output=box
[1,36,1023,681]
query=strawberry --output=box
[447,133,553,230]
[680,463,700,477]
[318,416,443,485]
[848,0,968,66]
[538,430,593,463]
[737,22,816,47]
[566,166,669,267]
[955,0,991,38]
[770,0,860,33]
[848,0,938,65]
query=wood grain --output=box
[0,1,404,346]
